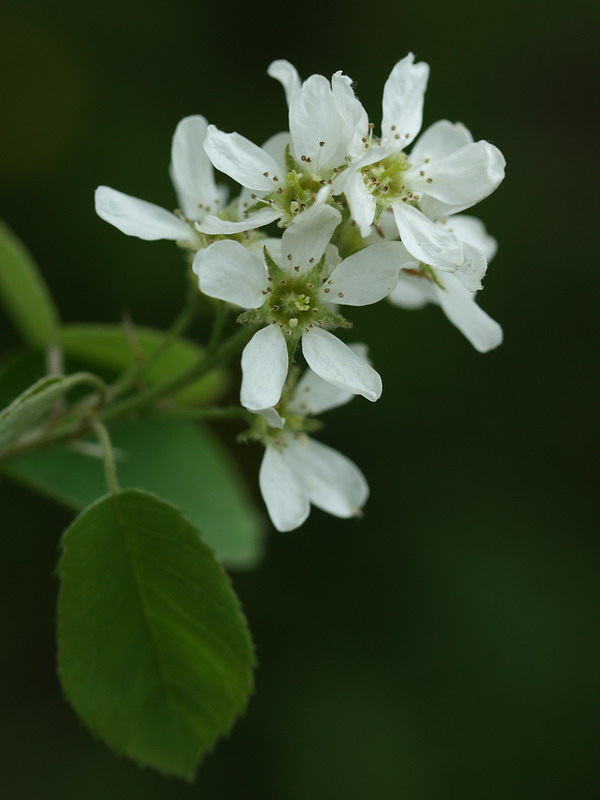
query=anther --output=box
[368,122,374,129]
[289,318,298,328]
[426,177,433,183]
[391,125,397,131]
[268,276,273,281]
[319,141,325,146]
[287,253,293,260]
[419,170,425,176]
[424,158,430,163]
[272,176,279,181]
[263,172,269,177]
[272,304,280,310]
[309,257,314,263]
[306,282,313,289]
[327,279,334,285]
[267,286,273,292]
[280,280,287,286]
[301,155,307,161]
[394,133,400,139]
[294,265,300,271]
[338,291,344,298]
[324,288,331,293]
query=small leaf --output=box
[0,221,60,347]
[3,414,264,569]
[57,489,254,779]
[59,324,227,406]
[0,372,103,457]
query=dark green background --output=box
[1,0,597,797]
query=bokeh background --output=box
[1,0,598,797]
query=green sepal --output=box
[284,143,300,173]
[0,372,105,458]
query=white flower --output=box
[388,215,502,352]
[95,115,223,246]
[332,54,505,273]
[257,365,369,531]
[193,204,404,412]
[196,68,367,234]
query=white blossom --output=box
[331,54,505,273]
[193,204,404,411]
[257,364,369,531]
[95,115,223,246]
[389,215,502,352]
[196,69,367,234]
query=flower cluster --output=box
[95,53,505,531]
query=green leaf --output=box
[0,372,104,457]
[0,221,60,347]
[57,488,254,779]
[59,324,227,406]
[3,414,264,569]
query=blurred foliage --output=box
[0,0,598,797]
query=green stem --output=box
[91,418,119,495]
[109,285,200,400]
[0,326,255,461]
[102,324,254,424]
[170,405,250,422]
[208,300,228,353]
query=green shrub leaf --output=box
[3,414,264,568]
[0,221,60,347]
[57,488,254,779]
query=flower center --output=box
[267,279,319,333]
[360,152,411,201]
[252,146,346,227]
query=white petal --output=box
[391,202,464,270]
[251,406,285,429]
[259,446,309,532]
[289,75,347,169]
[331,71,369,157]
[434,273,503,352]
[193,240,267,307]
[439,214,497,262]
[324,241,404,306]
[280,204,341,274]
[287,437,369,518]
[170,115,219,220]
[454,242,488,292]
[289,343,369,415]
[343,170,376,236]
[388,272,434,308]
[381,53,430,147]
[261,131,292,166]
[267,60,302,105]
[406,140,506,214]
[203,126,283,191]
[196,206,281,234]
[410,120,473,165]
[241,325,289,411]
[302,328,382,401]
[94,186,193,242]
